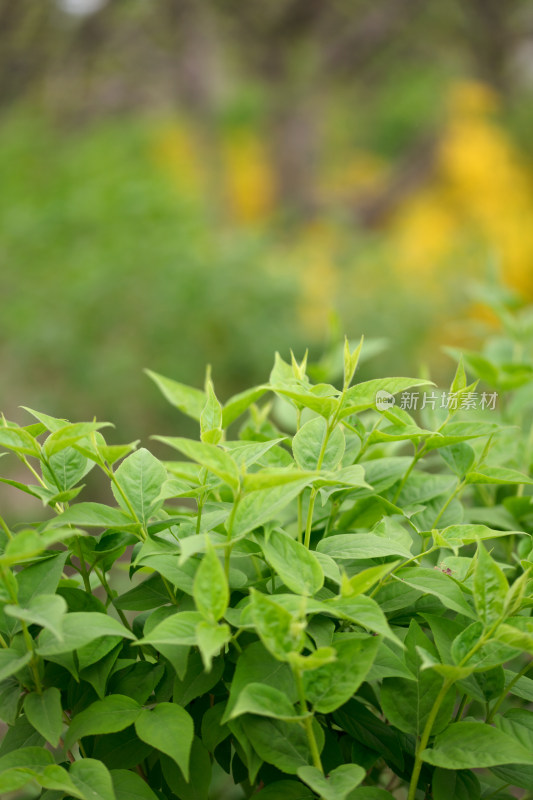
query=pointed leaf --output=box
[297,764,365,800]
[69,758,116,800]
[193,544,229,622]
[112,448,167,525]
[135,703,194,780]
[24,688,63,748]
[145,370,206,420]
[473,544,508,627]
[261,529,323,596]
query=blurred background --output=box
[2,0,533,442]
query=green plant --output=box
[1,323,533,800]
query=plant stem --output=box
[0,514,12,540]
[487,660,533,723]
[21,621,43,694]
[393,445,422,503]
[19,453,48,488]
[454,693,468,722]
[104,466,146,540]
[408,619,504,799]
[303,425,332,549]
[432,479,465,528]
[0,565,42,691]
[369,544,437,598]
[293,667,323,773]
[74,536,92,594]
[224,493,241,580]
[297,495,303,544]
[407,679,451,800]
[95,566,135,628]
[304,489,318,549]
[196,467,208,534]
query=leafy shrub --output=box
[1,317,533,800]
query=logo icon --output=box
[375,390,395,411]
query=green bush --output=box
[1,311,533,799]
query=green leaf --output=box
[152,436,240,494]
[43,421,112,456]
[333,699,404,771]
[21,407,67,432]
[97,442,140,466]
[193,544,229,622]
[271,384,339,418]
[222,385,269,428]
[195,620,231,671]
[161,738,212,800]
[303,636,379,713]
[36,612,135,656]
[247,781,314,800]
[439,444,475,478]
[432,768,481,800]
[249,590,305,661]
[473,544,508,627]
[0,747,54,792]
[69,758,117,800]
[89,729,152,771]
[344,335,364,388]
[201,703,230,753]
[64,695,141,748]
[47,502,136,529]
[347,790,395,800]
[223,641,296,722]
[108,662,164,706]
[229,682,301,721]
[451,622,517,671]
[145,370,206,420]
[340,378,434,417]
[135,611,203,647]
[436,523,526,552]
[243,467,316,492]
[173,651,224,706]
[0,746,54,773]
[260,529,324,596]
[293,416,345,471]
[232,479,311,538]
[111,769,159,800]
[394,568,475,618]
[114,573,170,611]
[17,552,68,607]
[37,764,83,797]
[495,617,533,654]
[317,533,412,560]
[297,764,365,800]
[42,446,91,492]
[450,356,467,394]
[422,721,533,768]
[380,622,455,737]
[0,649,32,682]
[424,421,500,450]
[134,702,194,780]
[0,426,41,457]
[24,688,63,748]
[200,381,223,444]
[112,448,167,525]
[224,438,284,468]
[0,529,46,565]
[466,466,533,485]
[341,562,400,598]
[5,594,67,640]
[241,715,318,774]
